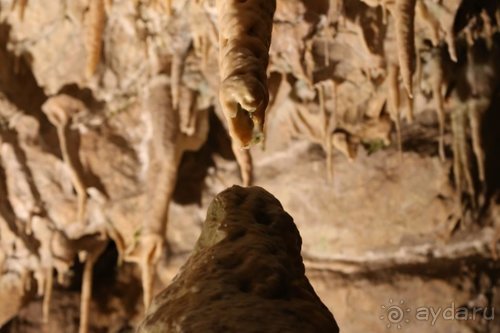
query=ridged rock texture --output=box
[138,185,339,333]
[0,0,499,332]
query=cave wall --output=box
[0,0,499,332]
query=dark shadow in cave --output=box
[302,0,329,25]
[27,241,141,332]
[173,109,236,205]
[57,84,105,113]
[0,320,12,333]
[0,23,48,131]
[68,240,141,318]
[343,0,387,56]
[68,241,118,292]
[442,27,499,211]
[92,244,142,317]
[482,77,500,204]
[476,34,500,209]
[452,0,500,35]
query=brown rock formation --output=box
[138,185,339,333]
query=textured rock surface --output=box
[0,0,499,332]
[138,185,339,333]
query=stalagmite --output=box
[137,186,340,333]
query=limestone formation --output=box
[217,0,276,148]
[138,186,339,333]
[0,0,499,332]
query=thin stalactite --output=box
[85,0,106,78]
[429,49,446,162]
[391,0,417,98]
[416,0,440,46]
[42,96,88,225]
[387,64,403,160]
